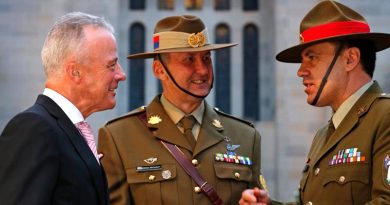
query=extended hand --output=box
[239,187,271,205]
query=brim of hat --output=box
[276,33,390,63]
[127,43,238,59]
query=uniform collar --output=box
[160,94,204,125]
[332,81,373,128]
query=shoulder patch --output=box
[105,106,146,125]
[214,107,254,127]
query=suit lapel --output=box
[145,96,192,151]
[36,95,106,204]
[313,82,383,165]
[193,102,224,156]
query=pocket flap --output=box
[323,163,369,186]
[214,163,252,182]
[126,163,177,184]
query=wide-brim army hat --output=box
[276,0,390,63]
[127,15,237,59]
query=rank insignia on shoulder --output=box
[329,148,366,166]
[215,153,252,165]
[384,155,390,186]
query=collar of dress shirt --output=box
[43,88,84,124]
[332,81,373,129]
[160,94,204,126]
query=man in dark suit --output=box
[240,1,390,205]
[0,12,126,205]
[98,15,270,205]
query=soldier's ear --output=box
[344,47,360,72]
[153,60,167,80]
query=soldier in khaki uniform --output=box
[98,15,270,205]
[240,1,390,205]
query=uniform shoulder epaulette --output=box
[213,107,254,127]
[105,106,146,125]
[378,93,390,99]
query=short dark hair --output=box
[342,40,376,77]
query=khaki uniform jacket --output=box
[299,82,390,205]
[98,96,264,205]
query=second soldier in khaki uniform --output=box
[240,1,390,205]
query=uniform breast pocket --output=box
[322,163,370,204]
[126,163,178,205]
[214,163,252,203]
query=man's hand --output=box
[239,187,271,205]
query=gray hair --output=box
[41,12,114,78]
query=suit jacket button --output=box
[305,202,313,205]
[194,186,201,193]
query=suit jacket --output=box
[98,96,264,205]
[299,82,390,205]
[0,95,109,205]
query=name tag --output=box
[136,165,162,172]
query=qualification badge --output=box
[214,139,252,166]
[385,155,390,187]
[148,115,162,125]
[144,157,157,164]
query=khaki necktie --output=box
[180,115,196,150]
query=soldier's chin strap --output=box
[157,54,213,99]
[310,43,344,106]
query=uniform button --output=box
[192,159,198,166]
[148,175,155,181]
[339,176,346,183]
[194,186,201,193]
[305,202,313,205]
[314,168,320,176]
[234,172,240,179]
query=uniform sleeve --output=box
[368,107,390,204]
[0,113,59,205]
[98,126,132,205]
[251,129,263,189]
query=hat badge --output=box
[188,32,206,48]
[148,115,162,125]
